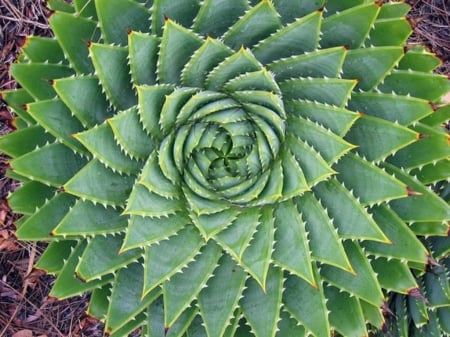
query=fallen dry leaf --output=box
[12,330,33,337]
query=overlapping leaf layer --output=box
[1,0,449,336]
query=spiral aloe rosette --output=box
[1,0,450,336]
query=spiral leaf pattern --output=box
[1,0,449,336]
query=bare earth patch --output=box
[0,1,449,336]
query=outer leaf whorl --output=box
[1,1,450,336]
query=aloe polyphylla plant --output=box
[1,0,450,336]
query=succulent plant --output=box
[1,0,449,336]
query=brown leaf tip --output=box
[406,186,422,196]
[407,287,429,303]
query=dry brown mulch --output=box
[0,1,449,337]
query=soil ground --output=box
[0,1,449,336]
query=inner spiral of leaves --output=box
[161,90,286,204]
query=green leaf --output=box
[87,285,110,322]
[398,46,442,72]
[286,116,355,164]
[160,88,199,133]
[175,91,230,126]
[421,104,450,127]
[158,19,203,85]
[367,17,411,46]
[325,285,367,337]
[121,212,189,251]
[269,47,346,82]
[125,183,184,217]
[108,107,155,160]
[109,313,147,337]
[285,100,358,136]
[277,310,306,336]
[280,148,309,198]
[324,0,366,15]
[106,262,160,333]
[182,38,234,88]
[193,0,248,38]
[205,48,262,91]
[0,125,54,157]
[333,153,407,205]
[379,71,450,102]
[139,152,180,199]
[284,267,329,337]
[408,295,429,328]
[11,143,87,187]
[7,181,55,215]
[190,208,240,240]
[313,178,389,242]
[74,0,98,19]
[388,123,450,169]
[345,114,419,162]
[222,1,282,50]
[46,0,74,12]
[185,315,208,337]
[384,163,450,222]
[409,221,449,237]
[360,300,384,328]
[128,32,159,86]
[363,205,428,264]
[54,76,113,128]
[198,254,246,337]
[21,36,65,63]
[35,240,78,274]
[231,90,285,118]
[224,69,280,94]
[27,99,86,154]
[378,1,410,18]
[143,225,204,295]
[76,233,142,281]
[137,85,175,140]
[151,0,200,36]
[424,266,450,307]
[285,135,336,186]
[240,206,274,289]
[75,123,142,175]
[348,92,433,126]
[280,78,356,107]
[371,257,417,293]
[51,240,113,299]
[273,200,315,286]
[49,12,99,73]
[148,296,198,337]
[411,160,450,185]
[252,11,321,64]
[53,199,127,236]
[183,185,230,215]
[342,47,404,90]
[95,0,150,45]
[296,192,352,272]
[321,3,379,49]
[0,89,35,125]
[64,159,135,207]
[273,0,324,24]
[10,63,74,100]
[321,241,384,306]
[216,206,260,261]
[163,242,221,326]
[241,266,283,337]
[89,43,136,110]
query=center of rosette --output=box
[158,89,286,205]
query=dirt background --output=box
[0,1,449,336]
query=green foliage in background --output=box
[1,0,449,336]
